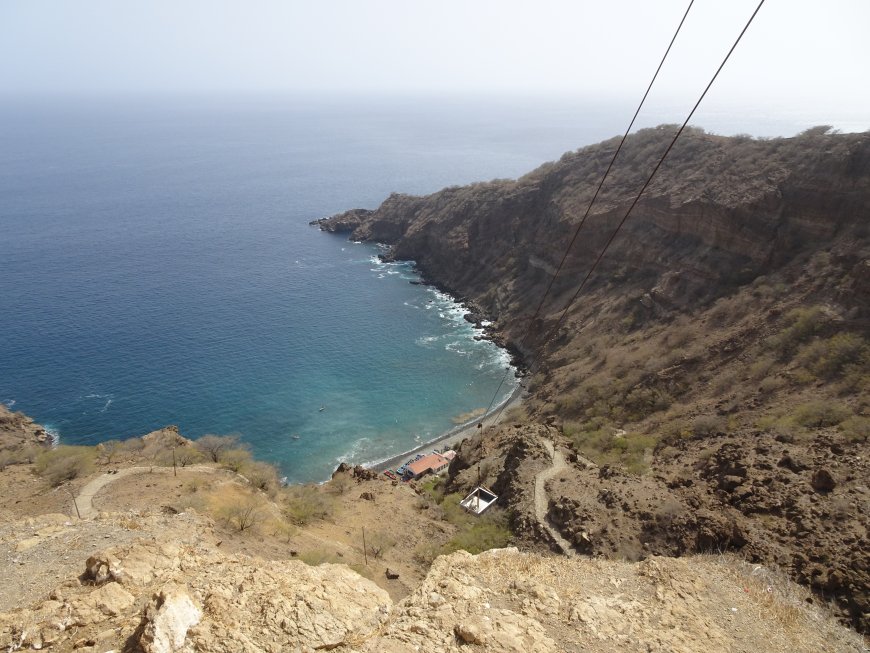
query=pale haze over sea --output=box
[0,94,861,481]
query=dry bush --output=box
[366,531,397,559]
[96,439,123,464]
[330,473,354,495]
[194,434,241,463]
[0,444,41,470]
[244,460,281,494]
[174,444,204,467]
[267,518,298,543]
[220,447,253,473]
[35,445,96,486]
[692,415,726,437]
[216,495,264,532]
[748,355,776,381]
[758,376,786,396]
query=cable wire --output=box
[488,0,767,425]
[480,0,696,422]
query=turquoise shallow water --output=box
[0,95,623,482]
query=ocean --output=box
[0,94,827,482]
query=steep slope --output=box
[316,126,870,631]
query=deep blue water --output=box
[0,95,634,481]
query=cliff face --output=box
[317,127,870,352]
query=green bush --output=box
[35,445,96,486]
[793,401,851,428]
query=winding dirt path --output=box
[534,440,576,557]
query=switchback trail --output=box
[534,440,576,557]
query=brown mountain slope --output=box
[316,126,870,631]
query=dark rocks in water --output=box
[332,462,353,478]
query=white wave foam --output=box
[100,399,113,413]
[335,437,372,465]
[3,399,15,409]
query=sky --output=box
[1,0,868,130]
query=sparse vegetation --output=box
[282,484,335,525]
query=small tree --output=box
[194,434,240,463]
[97,439,123,464]
[175,444,204,467]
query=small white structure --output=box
[460,486,498,515]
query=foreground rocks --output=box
[0,530,862,653]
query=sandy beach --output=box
[370,383,526,473]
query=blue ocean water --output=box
[1,94,811,482]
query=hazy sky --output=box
[1,0,868,128]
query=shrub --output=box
[758,376,786,396]
[793,401,851,428]
[692,415,726,437]
[35,445,96,486]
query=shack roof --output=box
[407,452,449,476]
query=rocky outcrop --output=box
[0,537,861,652]
[0,404,54,450]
